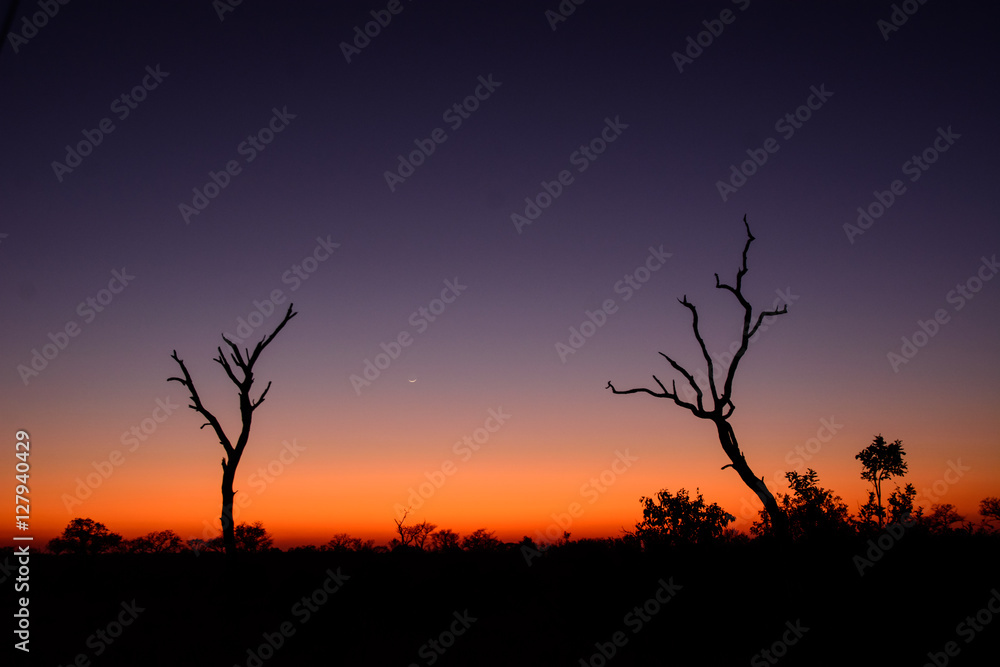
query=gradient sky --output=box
[2,0,998,549]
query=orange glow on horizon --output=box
[9,418,999,551]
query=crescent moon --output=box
[408,378,417,383]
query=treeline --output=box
[34,435,999,557]
[36,518,512,556]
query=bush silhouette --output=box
[48,518,123,555]
[632,487,735,547]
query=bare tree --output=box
[607,217,789,538]
[391,509,436,549]
[169,304,297,558]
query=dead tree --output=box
[169,304,297,557]
[607,217,789,539]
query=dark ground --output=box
[7,533,1000,666]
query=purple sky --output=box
[2,0,998,544]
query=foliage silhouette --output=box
[924,503,964,533]
[886,482,921,526]
[168,303,297,558]
[631,487,735,548]
[607,217,790,538]
[391,509,437,549]
[187,537,224,554]
[980,497,1000,527]
[751,469,851,540]
[127,529,184,553]
[462,528,503,551]
[48,518,124,555]
[430,528,461,551]
[326,533,375,552]
[235,520,274,552]
[856,434,908,528]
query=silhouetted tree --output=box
[462,528,503,551]
[391,509,436,549]
[980,497,1000,527]
[632,487,735,547]
[392,508,415,547]
[856,434,908,528]
[517,535,540,551]
[234,521,274,552]
[924,504,964,533]
[886,483,921,526]
[752,469,851,540]
[168,304,297,558]
[608,218,789,538]
[326,533,375,552]
[187,537,224,554]
[48,518,123,555]
[409,521,436,549]
[430,529,461,551]
[128,529,184,553]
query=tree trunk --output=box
[221,462,237,557]
[875,481,884,529]
[715,419,788,540]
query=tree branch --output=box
[658,352,704,413]
[713,215,785,408]
[747,305,788,340]
[606,377,706,418]
[213,347,242,387]
[677,296,718,408]
[607,215,787,424]
[247,304,297,368]
[168,351,234,455]
[251,381,272,410]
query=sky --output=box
[2,0,998,549]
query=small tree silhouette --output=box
[608,217,789,538]
[234,521,274,552]
[390,509,437,549]
[462,528,503,551]
[409,521,436,549]
[169,304,297,558]
[326,534,375,552]
[187,537,224,554]
[924,504,964,533]
[632,488,735,547]
[128,530,184,553]
[856,434,908,528]
[430,529,461,551]
[752,469,850,540]
[886,483,921,526]
[48,518,123,555]
[980,497,1000,528]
